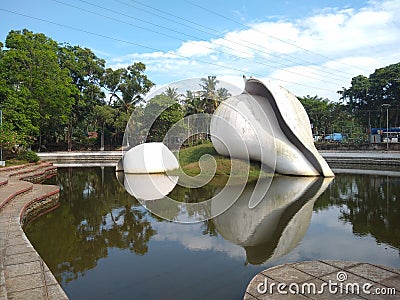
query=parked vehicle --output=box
[324,133,343,142]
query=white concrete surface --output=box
[211,79,334,177]
[122,142,179,174]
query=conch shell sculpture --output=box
[210,78,334,177]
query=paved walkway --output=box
[0,163,68,300]
[319,151,400,159]
[244,260,400,299]
[37,150,400,162]
[319,151,400,169]
[37,151,122,167]
[38,150,400,171]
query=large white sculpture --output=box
[210,78,334,177]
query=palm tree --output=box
[200,76,217,98]
[163,86,179,101]
[183,90,203,116]
[216,87,231,102]
[200,76,218,114]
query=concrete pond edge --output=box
[0,163,68,299]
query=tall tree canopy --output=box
[339,62,400,128]
[144,94,183,143]
[102,63,154,113]
[298,95,364,141]
[58,44,106,151]
[0,29,155,153]
[0,29,77,148]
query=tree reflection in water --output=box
[25,168,400,290]
[314,174,400,251]
[25,167,156,284]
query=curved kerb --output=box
[0,163,69,299]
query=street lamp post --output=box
[382,104,390,151]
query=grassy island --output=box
[171,142,272,185]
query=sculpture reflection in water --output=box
[213,176,333,265]
[25,168,400,297]
[123,173,179,201]
[117,169,332,264]
[116,171,182,221]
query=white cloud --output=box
[176,40,215,57]
[297,5,397,56]
[108,0,400,101]
[153,222,245,259]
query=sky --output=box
[1,0,400,101]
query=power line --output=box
[68,0,344,86]
[0,8,340,93]
[117,0,351,82]
[185,0,368,74]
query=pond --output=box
[25,167,400,300]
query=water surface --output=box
[25,167,400,300]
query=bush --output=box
[17,150,40,163]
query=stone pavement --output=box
[37,150,400,169]
[244,260,400,299]
[319,151,400,168]
[0,163,68,300]
[37,151,122,167]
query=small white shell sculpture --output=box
[210,78,334,177]
[122,142,179,174]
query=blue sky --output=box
[1,0,399,101]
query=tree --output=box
[199,75,218,114]
[144,94,183,142]
[298,95,336,136]
[368,63,400,127]
[163,86,179,101]
[339,75,370,110]
[216,87,231,102]
[94,105,115,150]
[58,44,105,151]
[0,77,39,149]
[183,90,203,116]
[339,62,400,128]
[102,62,154,113]
[298,95,365,142]
[0,29,77,150]
[0,29,155,152]
[101,63,154,148]
[102,67,125,105]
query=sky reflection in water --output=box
[25,167,400,300]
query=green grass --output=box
[171,142,271,184]
[177,142,218,167]
[0,159,30,167]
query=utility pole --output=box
[368,110,371,143]
[382,104,390,151]
[0,107,4,166]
